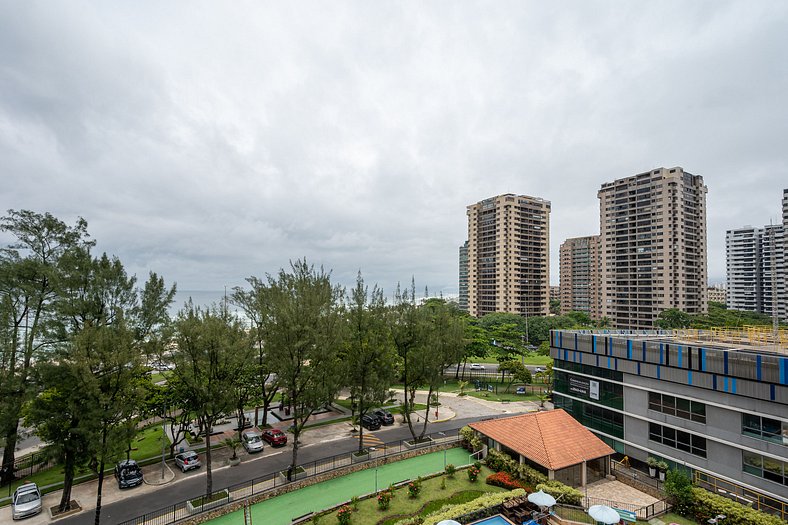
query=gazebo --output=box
[469,409,614,487]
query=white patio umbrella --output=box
[436,521,461,525]
[588,504,621,524]
[527,489,557,507]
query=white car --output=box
[242,431,264,453]
[534,367,544,373]
[469,363,485,370]
[12,483,42,520]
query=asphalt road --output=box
[58,415,495,525]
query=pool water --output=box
[470,515,517,525]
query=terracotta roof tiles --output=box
[469,409,614,471]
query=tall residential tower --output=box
[559,235,602,318]
[465,194,551,317]
[598,167,708,329]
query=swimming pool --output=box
[469,515,517,525]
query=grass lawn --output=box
[317,466,502,524]
[436,379,544,403]
[471,355,553,365]
[659,512,698,525]
[129,425,168,461]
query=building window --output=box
[649,422,706,458]
[743,451,788,486]
[742,414,788,446]
[554,394,624,438]
[648,392,706,423]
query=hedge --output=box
[392,488,527,525]
[535,481,583,506]
[486,471,530,491]
[692,488,784,525]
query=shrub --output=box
[646,456,659,468]
[516,463,548,486]
[486,471,528,490]
[408,478,422,498]
[440,477,446,490]
[467,466,480,482]
[350,495,359,510]
[414,488,526,525]
[692,487,784,525]
[485,449,518,474]
[445,463,456,477]
[337,505,352,525]
[377,490,393,510]
[663,469,694,517]
[536,481,583,506]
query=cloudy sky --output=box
[2,1,787,299]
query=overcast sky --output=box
[2,1,787,299]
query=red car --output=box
[262,429,288,447]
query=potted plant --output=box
[657,460,669,482]
[223,436,242,466]
[647,457,658,478]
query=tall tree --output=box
[171,303,250,497]
[265,260,345,479]
[390,280,425,442]
[0,210,91,486]
[343,273,396,454]
[231,278,280,427]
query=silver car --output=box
[12,483,42,520]
[242,431,264,453]
[174,451,201,472]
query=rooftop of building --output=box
[469,409,614,471]
[553,328,788,356]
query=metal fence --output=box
[581,495,669,520]
[118,430,461,525]
[610,459,663,492]
[0,449,58,488]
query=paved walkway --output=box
[584,478,659,508]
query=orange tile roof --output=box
[469,409,614,471]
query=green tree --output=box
[655,308,693,329]
[549,298,561,315]
[343,273,396,454]
[498,359,532,392]
[171,303,250,497]
[231,278,281,427]
[664,469,695,516]
[0,210,92,485]
[264,260,345,479]
[144,378,192,458]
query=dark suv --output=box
[114,459,144,489]
[372,409,394,426]
[360,413,381,430]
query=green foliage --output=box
[536,481,583,506]
[516,463,548,486]
[444,463,456,477]
[350,495,359,510]
[336,504,352,525]
[377,489,393,510]
[692,487,784,525]
[656,308,693,329]
[484,448,519,474]
[412,488,526,525]
[663,469,694,517]
[647,457,659,468]
[408,478,422,498]
[467,466,480,482]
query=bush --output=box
[337,505,352,525]
[350,495,359,510]
[692,487,784,525]
[516,463,548,486]
[485,449,519,474]
[408,478,422,498]
[467,466,480,482]
[663,470,694,516]
[445,463,456,477]
[486,471,529,490]
[536,481,583,506]
[377,490,393,510]
[413,489,526,525]
[459,426,474,444]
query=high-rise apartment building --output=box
[465,194,551,317]
[706,285,726,305]
[726,190,788,322]
[598,167,708,329]
[459,241,469,312]
[559,235,602,318]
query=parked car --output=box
[242,431,264,453]
[515,386,527,395]
[534,367,544,373]
[261,429,288,447]
[12,483,42,520]
[360,413,381,430]
[174,451,201,472]
[469,363,485,370]
[114,459,144,489]
[372,409,394,426]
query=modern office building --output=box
[726,190,788,322]
[551,328,788,520]
[459,241,469,312]
[465,194,551,317]
[598,167,708,329]
[559,235,602,318]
